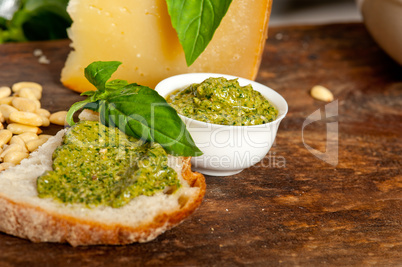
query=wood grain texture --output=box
[0,23,401,266]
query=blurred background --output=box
[270,0,362,26]
[1,0,363,43]
[269,0,402,65]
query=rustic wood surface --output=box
[0,23,401,266]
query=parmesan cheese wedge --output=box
[61,0,273,93]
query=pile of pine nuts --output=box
[0,81,68,171]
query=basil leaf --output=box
[84,61,122,92]
[66,98,94,126]
[166,0,232,66]
[106,79,129,90]
[100,84,202,156]
[81,91,96,97]
[82,101,100,112]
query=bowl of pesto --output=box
[155,73,288,176]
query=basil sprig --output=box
[66,61,202,157]
[166,0,233,66]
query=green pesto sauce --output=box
[167,77,278,126]
[37,121,180,208]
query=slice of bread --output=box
[0,129,205,246]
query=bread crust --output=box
[0,157,205,246]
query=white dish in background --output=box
[357,0,402,65]
[155,73,288,176]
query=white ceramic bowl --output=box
[155,73,288,176]
[357,0,402,65]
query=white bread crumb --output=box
[33,49,43,57]
[38,55,50,64]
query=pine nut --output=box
[9,135,27,149]
[49,111,68,126]
[9,111,43,127]
[0,87,12,99]
[0,122,3,130]
[18,132,38,143]
[0,96,14,105]
[11,97,38,113]
[0,129,13,147]
[3,151,29,164]
[7,123,41,135]
[0,112,4,123]
[18,87,40,100]
[0,104,18,119]
[38,134,52,140]
[1,143,28,159]
[0,162,14,171]
[12,82,42,93]
[40,116,50,127]
[310,85,334,102]
[78,109,99,121]
[35,108,51,118]
[26,138,47,152]
[30,87,42,99]
[34,99,41,110]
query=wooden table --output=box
[0,23,401,266]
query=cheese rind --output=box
[61,0,272,93]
